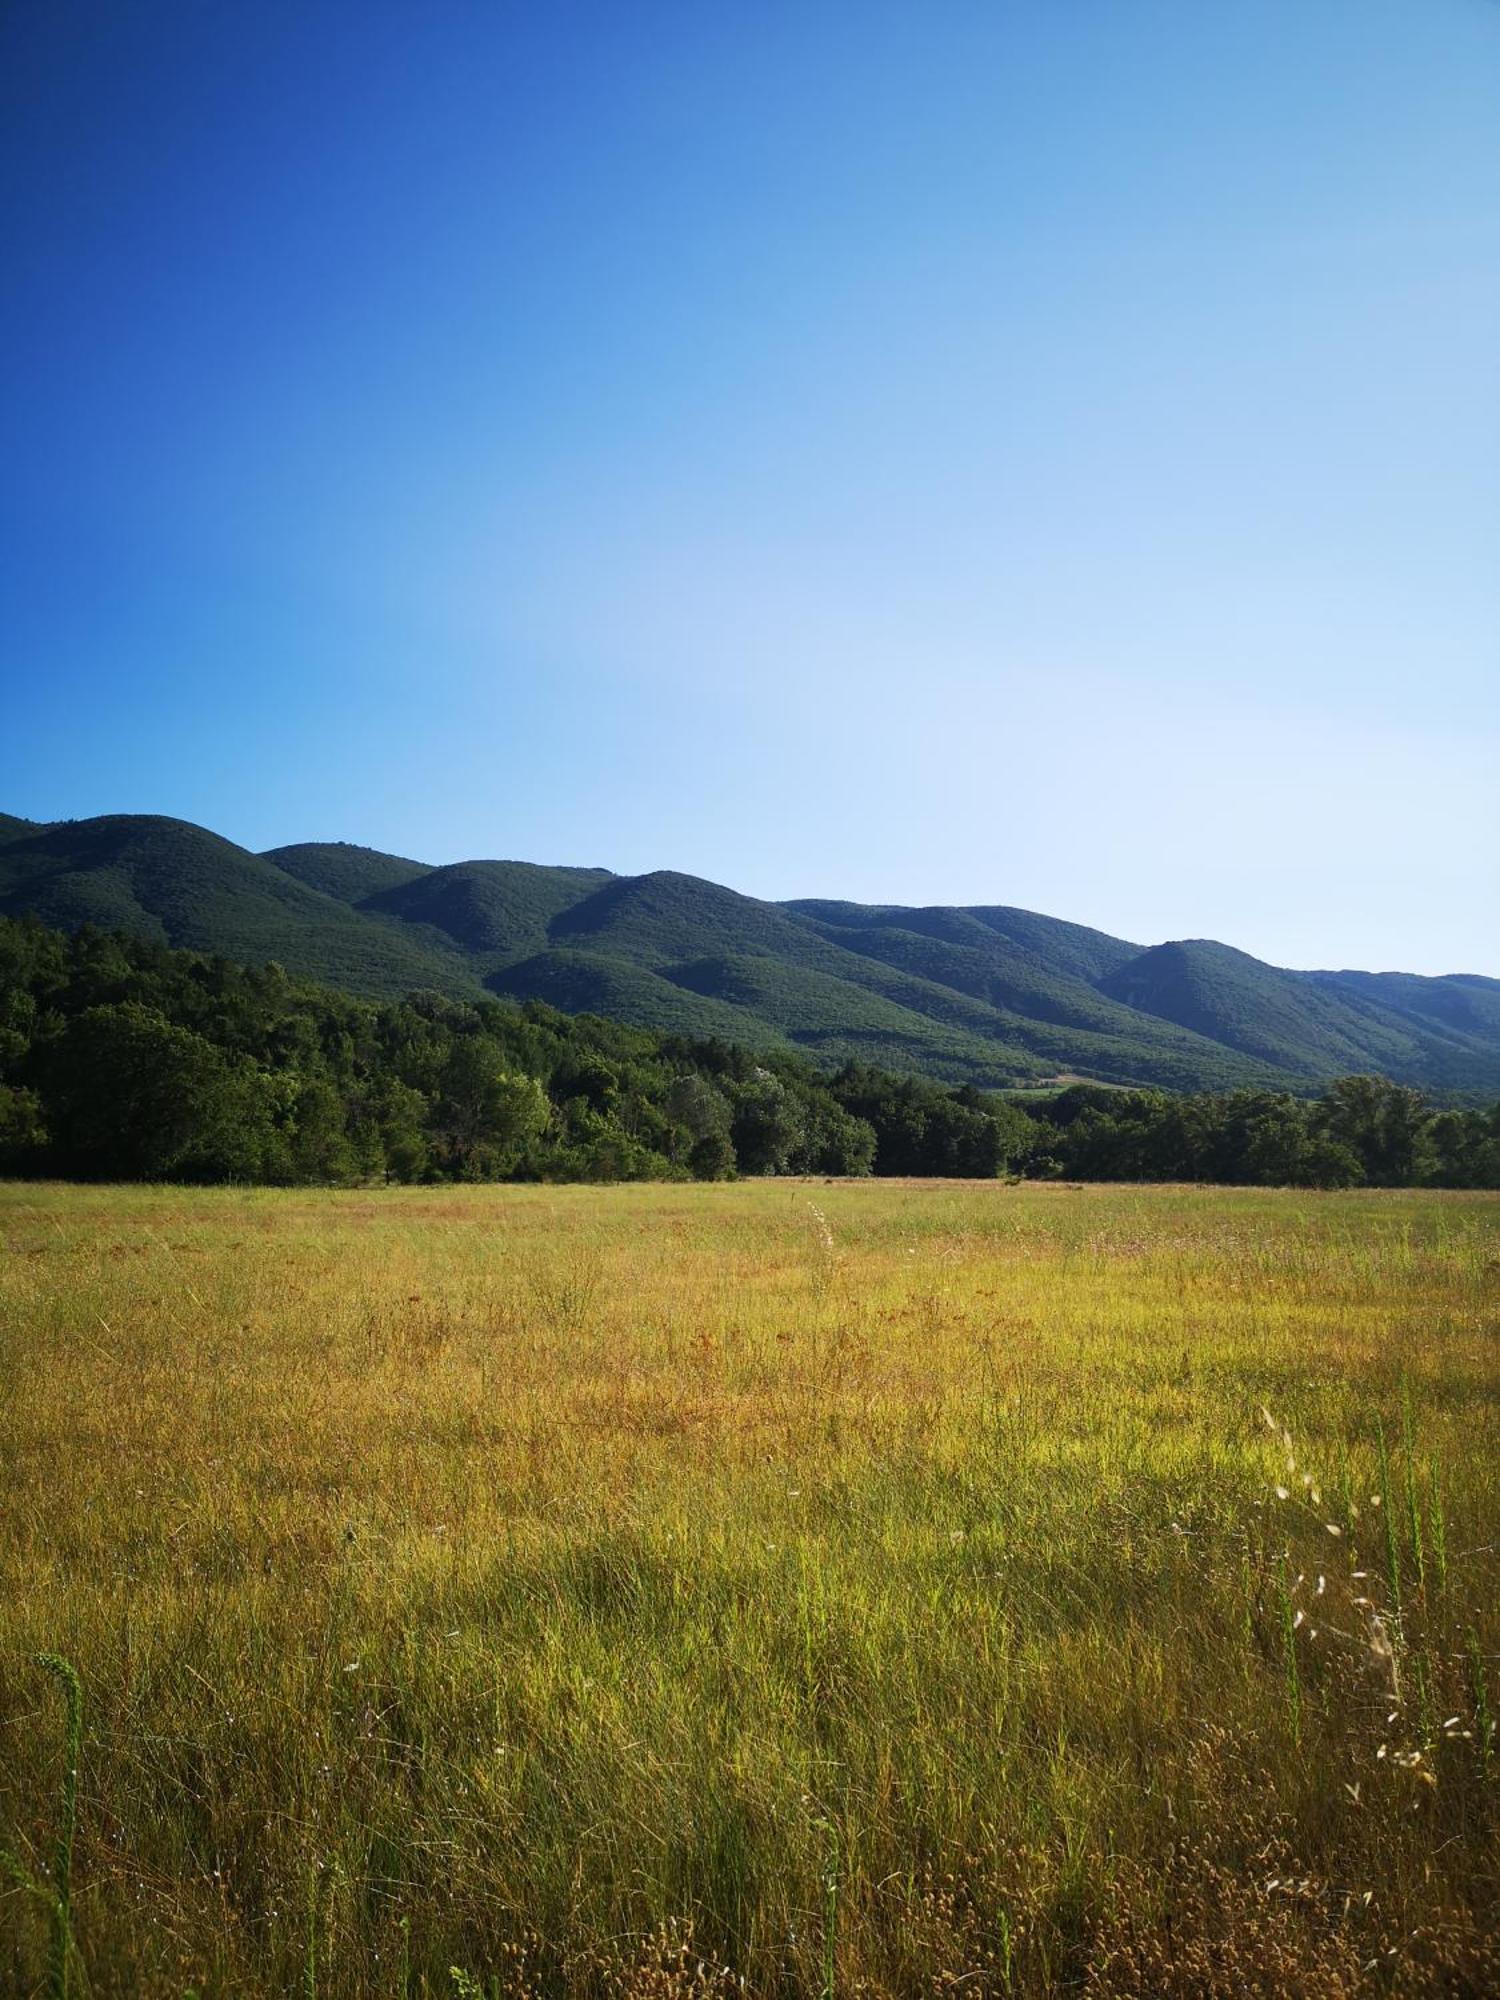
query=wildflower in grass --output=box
[804,1200,835,1252]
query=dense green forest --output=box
[2,916,1496,1190]
[6,811,1500,1096]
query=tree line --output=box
[0,916,1495,1189]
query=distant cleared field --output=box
[2,1180,1497,1996]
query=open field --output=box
[2,1180,1498,1997]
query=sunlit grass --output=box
[2,1179,1497,1994]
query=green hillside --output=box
[658,951,1038,1083]
[525,872,1281,1088]
[793,898,1140,983]
[261,840,433,904]
[487,948,796,1052]
[366,860,618,958]
[788,905,1272,1073]
[1098,940,1500,1093]
[0,816,478,1000]
[3,809,1496,1096]
[1311,969,1500,1044]
[552,869,820,961]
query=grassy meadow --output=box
[1,1178,1497,1996]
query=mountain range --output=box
[2,810,1497,1097]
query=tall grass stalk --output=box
[1427,1454,1448,1598]
[303,1859,334,2000]
[1276,1555,1301,1744]
[816,1816,840,2000]
[1471,1630,1494,1785]
[35,1652,84,2000]
[1402,1383,1426,1600]
[1376,1418,1402,1622]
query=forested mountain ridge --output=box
[3,810,1496,1097]
[2,914,1495,1189]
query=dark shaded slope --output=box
[487,948,794,1052]
[370,859,616,959]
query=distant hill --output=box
[3,810,1496,1096]
[261,840,434,905]
[1096,941,1500,1092]
[0,817,472,998]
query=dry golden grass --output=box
[1,1178,1497,1996]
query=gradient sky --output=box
[2,1,1496,973]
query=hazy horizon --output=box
[3,3,1496,975]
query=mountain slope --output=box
[3,810,1495,1096]
[366,860,618,959]
[486,949,797,1052]
[261,840,434,904]
[528,871,1282,1087]
[1309,969,1500,1045]
[0,816,479,1000]
[1097,940,1500,1093]
[793,898,1139,984]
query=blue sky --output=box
[2,1,1496,973]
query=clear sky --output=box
[2,2,1496,974]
